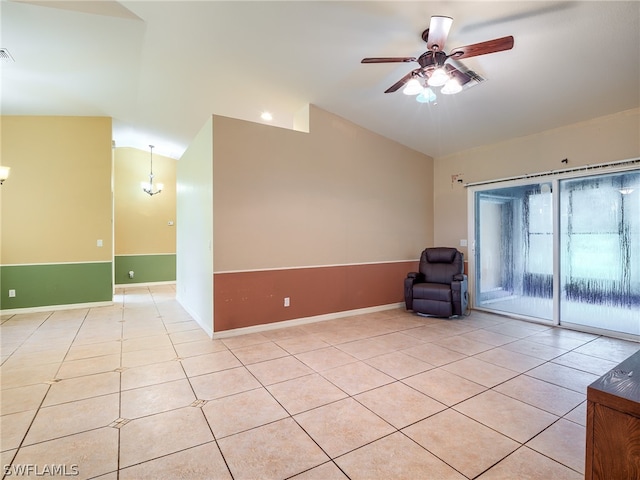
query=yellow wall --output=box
[1,116,112,264]
[114,147,176,255]
[433,108,640,255]
[213,105,434,272]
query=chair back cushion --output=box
[420,247,463,284]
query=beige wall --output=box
[114,147,176,255]
[433,108,640,256]
[1,116,112,264]
[213,105,434,272]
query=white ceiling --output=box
[2,1,639,159]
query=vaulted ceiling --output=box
[2,1,639,159]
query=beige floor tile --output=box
[202,387,289,438]
[485,322,545,339]
[275,334,331,355]
[321,361,394,396]
[189,366,262,400]
[402,368,486,406]
[0,409,37,451]
[169,329,211,344]
[365,350,434,379]
[163,320,201,333]
[294,397,395,458]
[43,371,120,406]
[0,449,17,472]
[551,351,619,376]
[459,329,519,347]
[2,349,66,369]
[219,332,271,349]
[432,335,496,356]
[11,427,118,480]
[267,373,348,415]
[404,409,518,478]
[501,339,568,360]
[368,331,425,350]
[121,345,177,368]
[230,341,289,365]
[495,375,585,416]
[563,401,587,426]
[180,350,242,377]
[247,356,314,385]
[121,334,172,352]
[119,441,231,479]
[218,418,329,479]
[65,340,122,361]
[526,362,600,393]
[401,325,457,342]
[173,338,228,358]
[454,390,558,443]
[295,346,358,372]
[527,418,585,473]
[402,343,466,366]
[120,360,186,391]
[24,393,119,445]
[119,407,213,468]
[290,461,348,479]
[335,431,466,480]
[476,446,582,480]
[526,331,595,350]
[0,363,60,389]
[121,378,196,419]
[474,347,546,372]
[336,337,396,360]
[355,381,446,428]
[1,384,49,415]
[441,356,519,387]
[573,336,640,363]
[57,354,121,379]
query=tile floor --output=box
[2,285,639,479]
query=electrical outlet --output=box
[284,297,290,307]
[128,271,134,279]
[9,289,16,297]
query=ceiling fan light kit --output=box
[362,15,514,104]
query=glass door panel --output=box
[559,171,640,335]
[474,183,553,320]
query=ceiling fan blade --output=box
[384,70,417,93]
[361,57,416,64]
[426,16,453,51]
[449,35,514,59]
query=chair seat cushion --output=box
[412,282,452,302]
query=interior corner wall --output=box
[212,105,433,332]
[114,147,176,285]
[176,117,214,336]
[433,107,640,258]
[0,116,113,310]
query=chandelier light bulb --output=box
[416,88,437,103]
[441,78,462,95]
[427,68,449,87]
[402,78,423,95]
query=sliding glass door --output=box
[474,183,553,321]
[559,171,640,335]
[473,168,639,336]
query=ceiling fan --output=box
[362,16,514,102]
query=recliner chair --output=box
[404,247,468,317]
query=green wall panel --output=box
[114,254,176,285]
[0,262,112,310]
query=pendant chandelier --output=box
[141,145,163,196]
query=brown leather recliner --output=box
[404,247,468,317]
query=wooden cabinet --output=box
[586,350,640,480]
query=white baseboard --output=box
[115,281,176,288]
[212,302,405,339]
[1,301,114,316]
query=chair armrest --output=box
[407,272,424,282]
[453,273,466,282]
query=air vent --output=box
[0,48,15,63]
